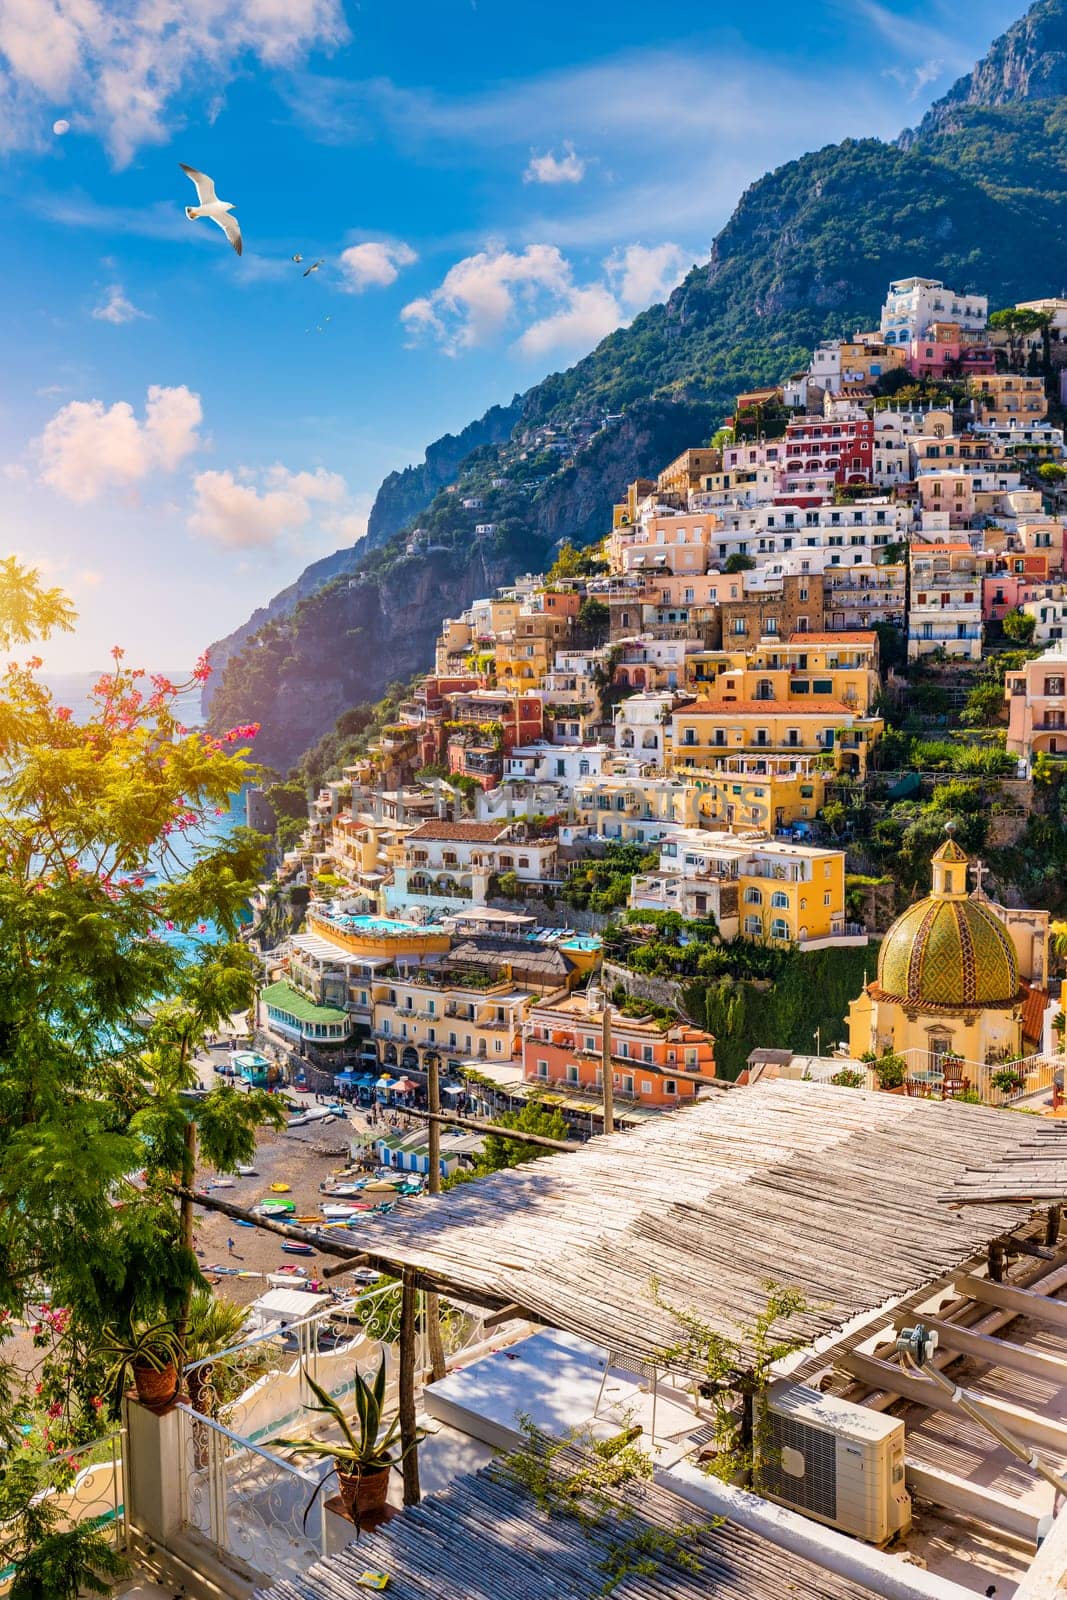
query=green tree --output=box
[960,681,1005,727]
[724,553,755,573]
[576,597,610,644]
[988,307,1051,369]
[1039,462,1067,485]
[1002,606,1037,644]
[0,560,284,1574]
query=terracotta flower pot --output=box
[132,1359,179,1410]
[337,1462,391,1526]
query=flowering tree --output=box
[0,560,283,1587]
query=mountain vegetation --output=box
[207,0,1067,771]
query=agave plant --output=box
[97,1319,182,1391]
[270,1354,415,1477]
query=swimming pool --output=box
[327,914,428,936]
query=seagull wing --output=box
[214,210,243,256]
[303,260,323,277]
[179,163,218,206]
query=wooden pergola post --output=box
[425,1055,446,1382]
[399,1267,421,1506]
[1046,1204,1062,1248]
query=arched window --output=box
[771,890,789,908]
[770,919,789,940]
[744,887,762,905]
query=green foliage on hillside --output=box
[682,944,879,1080]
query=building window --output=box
[664,1079,677,1096]
[566,1064,579,1084]
[771,919,789,940]
[536,1059,548,1077]
[623,1075,635,1095]
[642,1045,654,1063]
[771,890,788,908]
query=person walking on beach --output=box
[227,1237,236,1255]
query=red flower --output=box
[55,706,72,722]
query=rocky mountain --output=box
[206,0,1067,772]
[366,397,523,548]
[909,0,1067,139]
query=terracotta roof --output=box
[1021,982,1049,1046]
[787,631,877,644]
[405,821,510,843]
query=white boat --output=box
[321,1204,360,1219]
[236,1164,258,1177]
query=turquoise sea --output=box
[43,671,246,956]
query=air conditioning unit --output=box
[761,1380,911,1545]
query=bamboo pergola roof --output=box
[254,1449,887,1600]
[941,1120,1067,1205]
[344,1081,1038,1370]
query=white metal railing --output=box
[0,1432,125,1595]
[177,1404,326,1582]
[178,1284,518,1579]
[862,1046,1066,1107]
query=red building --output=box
[522,992,716,1111]
[784,417,874,486]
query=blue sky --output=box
[0,0,1024,669]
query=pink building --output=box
[983,556,1053,622]
[906,324,995,380]
[1005,643,1067,769]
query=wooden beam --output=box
[399,1268,420,1506]
[956,1272,1067,1331]
[890,1314,1067,1386]
[400,1106,575,1152]
[838,1349,1067,1455]
[904,1459,1043,1546]
[174,1184,517,1314]
[425,1055,446,1382]
[482,1302,528,1330]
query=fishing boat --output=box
[236,1219,255,1228]
[322,1204,360,1219]
[269,1183,291,1193]
[236,1164,258,1177]
[281,1241,315,1256]
[259,1199,296,1217]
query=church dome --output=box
[876,838,1020,1010]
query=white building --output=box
[613,691,678,765]
[386,820,559,913]
[880,276,988,346]
[1022,587,1067,644]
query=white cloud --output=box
[401,244,573,353]
[516,283,620,358]
[35,383,202,502]
[605,243,691,312]
[338,240,417,293]
[404,239,691,359]
[189,463,352,551]
[0,0,348,165]
[91,282,146,324]
[524,142,586,185]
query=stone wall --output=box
[603,960,690,1019]
[487,896,611,932]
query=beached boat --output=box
[269,1183,291,1193]
[364,1179,402,1192]
[259,1199,296,1216]
[236,1164,258,1177]
[322,1204,359,1218]
[280,1241,315,1256]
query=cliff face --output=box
[208,398,713,771]
[910,0,1067,140]
[365,397,523,548]
[206,0,1067,769]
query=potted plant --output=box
[873,1052,907,1093]
[99,1319,181,1410]
[990,1066,1025,1098]
[270,1354,418,1526]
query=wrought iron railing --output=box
[0,1432,125,1595]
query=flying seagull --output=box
[303,259,324,277]
[179,164,242,255]
[291,254,303,263]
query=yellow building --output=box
[631,828,850,947]
[685,636,880,715]
[847,838,1049,1076]
[371,969,534,1074]
[670,698,882,777]
[687,755,828,831]
[972,373,1048,428]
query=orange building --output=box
[522,991,716,1110]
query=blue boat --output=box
[281,1241,315,1256]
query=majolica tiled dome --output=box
[876,839,1019,1011]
